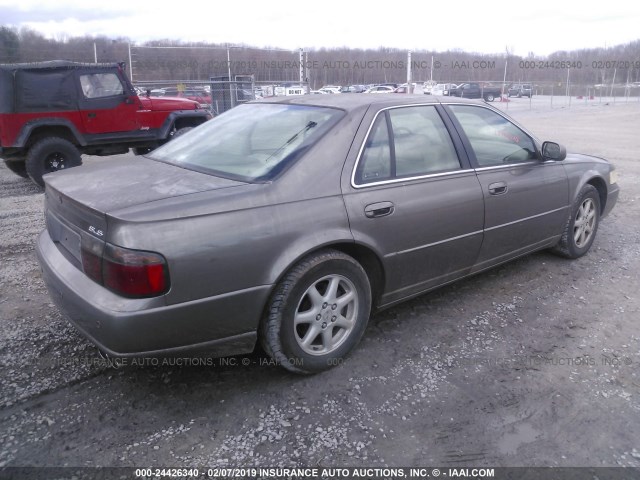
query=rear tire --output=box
[3,159,28,178]
[26,137,82,187]
[485,93,495,102]
[551,184,601,259]
[260,249,371,374]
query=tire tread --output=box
[260,249,370,374]
[551,184,600,259]
[26,137,82,187]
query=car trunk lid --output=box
[44,157,247,263]
[45,156,246,213]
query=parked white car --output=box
[364,85,395,94]
[431,83,456,96]
[423,81,437,94]
[319,86,341,94]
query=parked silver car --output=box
[36,95,619,373]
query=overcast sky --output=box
[1,1,639,56]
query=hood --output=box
[564,152,610,165]
[44,156,246,215]
[138,96,199,110]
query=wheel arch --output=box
[324,242,385,308]
[266,240,386,312]
[586,175,608,215]
[158,111,211,139]
[16,119,86,148]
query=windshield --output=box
[148,103,344,181]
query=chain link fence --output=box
[3,39,638,110]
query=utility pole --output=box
[299,48,304,86]
[127,43,133,81]
[406,51,412,94]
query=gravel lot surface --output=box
[0,101,639,470]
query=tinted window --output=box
[148,103,344,181]
[448,105,537,166]
[80,73,124,98]
[15,69,77,111]
[355,105,461,185]
[356,115,391,183]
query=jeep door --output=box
[77,70,140,135]
[342,104,485,307]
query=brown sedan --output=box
[36,95,619,373]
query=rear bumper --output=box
[36,229,271,358]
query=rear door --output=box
[342,104,485,306]
[444,103,569,271]
[77,70,140,135]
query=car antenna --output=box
[263,121,317,163]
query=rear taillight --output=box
[81,236,169,298]
[81,235,103,284]
[103,244,169,297]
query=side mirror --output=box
[146,89,151,97]
[541,141,566,161]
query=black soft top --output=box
[0,60,121,71]
[0,61,124,113]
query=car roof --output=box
[254,93,483,111]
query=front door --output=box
[444,104,569,271]
[77,70,139,135]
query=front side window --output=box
[80,73,124,98]
[355,105,461,185]
[148,103,344,181]
[448,105,537,167]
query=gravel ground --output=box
[0,102,639,470]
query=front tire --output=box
[551,184,601,259]
[171,127,194,139]
[26,137,82,187]
[261,249,372,374]
[485,93,495,102]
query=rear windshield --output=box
[148,103,344,182]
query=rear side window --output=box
[355,105,461,185]
[80,73,124,98]
[357,115,392,183]
[14,69,77,112]
[448,105,537,167]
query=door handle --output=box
[87,112,96,118]
[364,201,395,218]
[488,182,508,195]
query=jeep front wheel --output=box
[26,137,82,187]
[172,127,194,139]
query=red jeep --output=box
[0,61,212,186]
